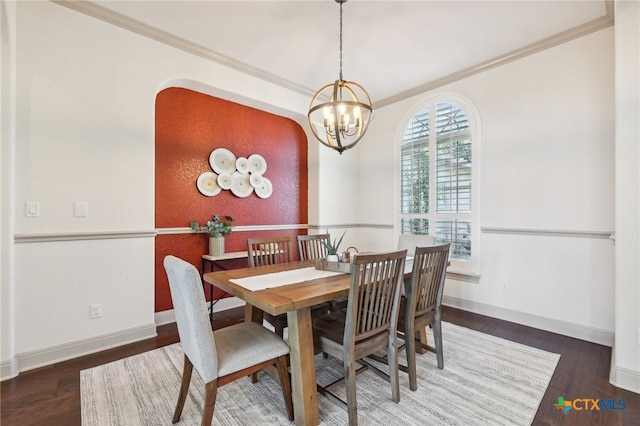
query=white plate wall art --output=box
[255,177,273,199]
[231,172,253,198]
[249,173,263,188]
[248,154,267,174]
[196,148,273,198]
[209,148,236,174]
[217,172,233,190]
[196,171,222,197]
[235,157,250,174]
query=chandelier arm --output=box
[332,81,344,148]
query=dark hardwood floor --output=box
[2,306,639,425]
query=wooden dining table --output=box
[203,260,352,426]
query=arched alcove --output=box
[154,86,308,312]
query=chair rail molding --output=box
[481,227,614,239]
[14,230,157,243]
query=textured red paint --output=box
[155,87,308,312]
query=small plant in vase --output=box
[321,230,346,262]
[190,215,234,256]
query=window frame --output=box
[396,93,480,275]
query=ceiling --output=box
[57,0,612,107]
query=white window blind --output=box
[400,101,473,263]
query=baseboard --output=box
[443,295,615,347]
[155,296,245,326]
[609,357,640,394]
[8,323,157,377]
[1,356,19,381]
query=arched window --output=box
[400,98,477,272]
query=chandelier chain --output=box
[339,0,343,81]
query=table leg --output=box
[245,304,263,324]
[287,307,319,426]
[245,304,265,383]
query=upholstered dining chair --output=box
[296,234,330,261]
[312,250,407,426]
[397,234,437,255]
[369,243,450,392]
[247,237,292,337]
[163,255,294,425]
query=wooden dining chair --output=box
[247,237,292,337]
[297,234,330,261]
[369,243,450,392]
[163,255,293,425]
[247,236,292,267]
[312,250,407,426]
[399,243,450,389]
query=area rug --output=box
[81,322,559,425]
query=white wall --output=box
[2,0,312,376]
[1,0,18,377]
[355,28,616,344]
[611,0,640,394]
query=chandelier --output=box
[307,0,373,154]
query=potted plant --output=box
[321,230,346,262]
[190,215,234,256]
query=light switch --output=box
[74,201,88,217]
[26,201,40,217]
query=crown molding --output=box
[50,1,614,108]
[376,4,615,107]
[50,0,315,97]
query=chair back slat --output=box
[409,244,450,318]
[346,251,407,344]
[297,234,330,261]
[248,237,292,267]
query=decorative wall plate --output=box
[217,172,233,190]
[249,173,263,188]
[255,177,273,199]
[235,157,250,174]
[231,172,253,198]
[209,148,236,174]
[196,171,221,197]
[248,154,267,174]
[198,149,271,198]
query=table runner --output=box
[230,266,345,291]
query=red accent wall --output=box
[155,87,308,312]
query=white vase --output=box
[326,254,340,262]
[209,236,225,256]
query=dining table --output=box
[204,260,348,425]
[202,256,418,426]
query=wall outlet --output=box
[502,282,509,291]
[90,303,102,319]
